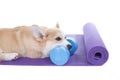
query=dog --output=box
[0,24,72,61]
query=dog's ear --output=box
[32,25,46,40]
[56,23,60,28]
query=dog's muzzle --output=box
[67,44,72,50]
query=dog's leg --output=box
[0,50,20,61]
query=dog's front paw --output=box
[5,53,20,61]
[41,55,49,59]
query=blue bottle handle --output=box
[50,38,78,65]
[67,38,78,56]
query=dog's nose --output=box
[67,44,72,50]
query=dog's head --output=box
[32,24,72,57]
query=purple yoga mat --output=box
[0,23,109,66]
[83,23,109,65]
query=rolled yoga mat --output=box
[83,23,109,65]
[0,23,109,66]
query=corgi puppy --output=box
[0,24,72,61]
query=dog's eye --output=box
[55,37,61,41]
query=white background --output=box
[0,0,120,80]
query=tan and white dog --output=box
[0,24,72,61]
